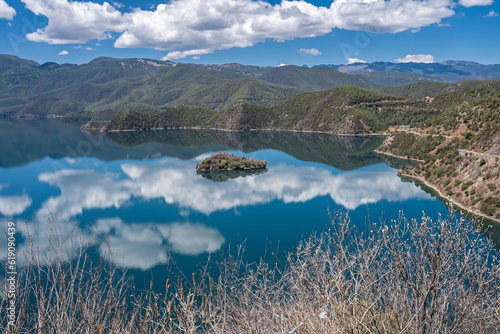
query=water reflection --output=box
[93,218,225,270]
[0,120,446,271]
[34,160,430,219]
[0,119,387,171]
[0,157,432,268]
[197,168,268,182]
[0,194,32,216]
[0,216,225,270]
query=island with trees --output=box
[196,152,268,171]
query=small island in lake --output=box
[196,152,268,171]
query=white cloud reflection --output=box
[0,194,32,216]
[94,218,225,269]
[0,216,224,270]
[1,159,431,269]
[34,160,430,220]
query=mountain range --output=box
[316,61,500,83]
[2,55,499,120]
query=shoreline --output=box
[374,149,425,163]
[81,122,389,137]
[398,172,500,224]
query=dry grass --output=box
[1,210,500,333]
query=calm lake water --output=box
[1,119,498,292]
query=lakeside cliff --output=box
[376,92,500,221]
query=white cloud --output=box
[58,50,69,55]
[278,63,288,67]
[124,0,333,60]
[298,48,322,56]
[0,0,16,20]
[486,9,498,17]
[459,0,493,7]
[0,194,32,216]
[111,1,124,8]
[22,0,129,43]
[85,47,94,50]
[21,0,458,59]
[192,56,201,60]
[347,57,366,64]
[395,54,435,63]
[329,0,455,34]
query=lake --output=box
[0,119,498,293]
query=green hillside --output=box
[90,84,500,137]
[260,65,378,91]
[0,56,305,119]
[83,106,218,132]
[88,85,436,134]
[377,79,500,99]
[356,71,443,87]
[211,85,434,133]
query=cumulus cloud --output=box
[486,9,498,16]
[58,50,69,55]
[22,0,128,43]
[0,0,15,20]
[329,0,455,34]
[298,48,322,56]
[21,0,459,59]
[459,0,493,7]
[118,0,333,60]
[395,54,435,63]
[0,194,32,216]
[346,57,366,64]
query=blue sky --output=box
[0,0,498,66]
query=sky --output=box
[0,0,498,66]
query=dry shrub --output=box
[1,210,500,333]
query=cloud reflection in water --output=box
[0,158,431,268]
[34,159,430,219]
[94,218,225,270]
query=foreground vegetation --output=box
[2,211,500,333]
